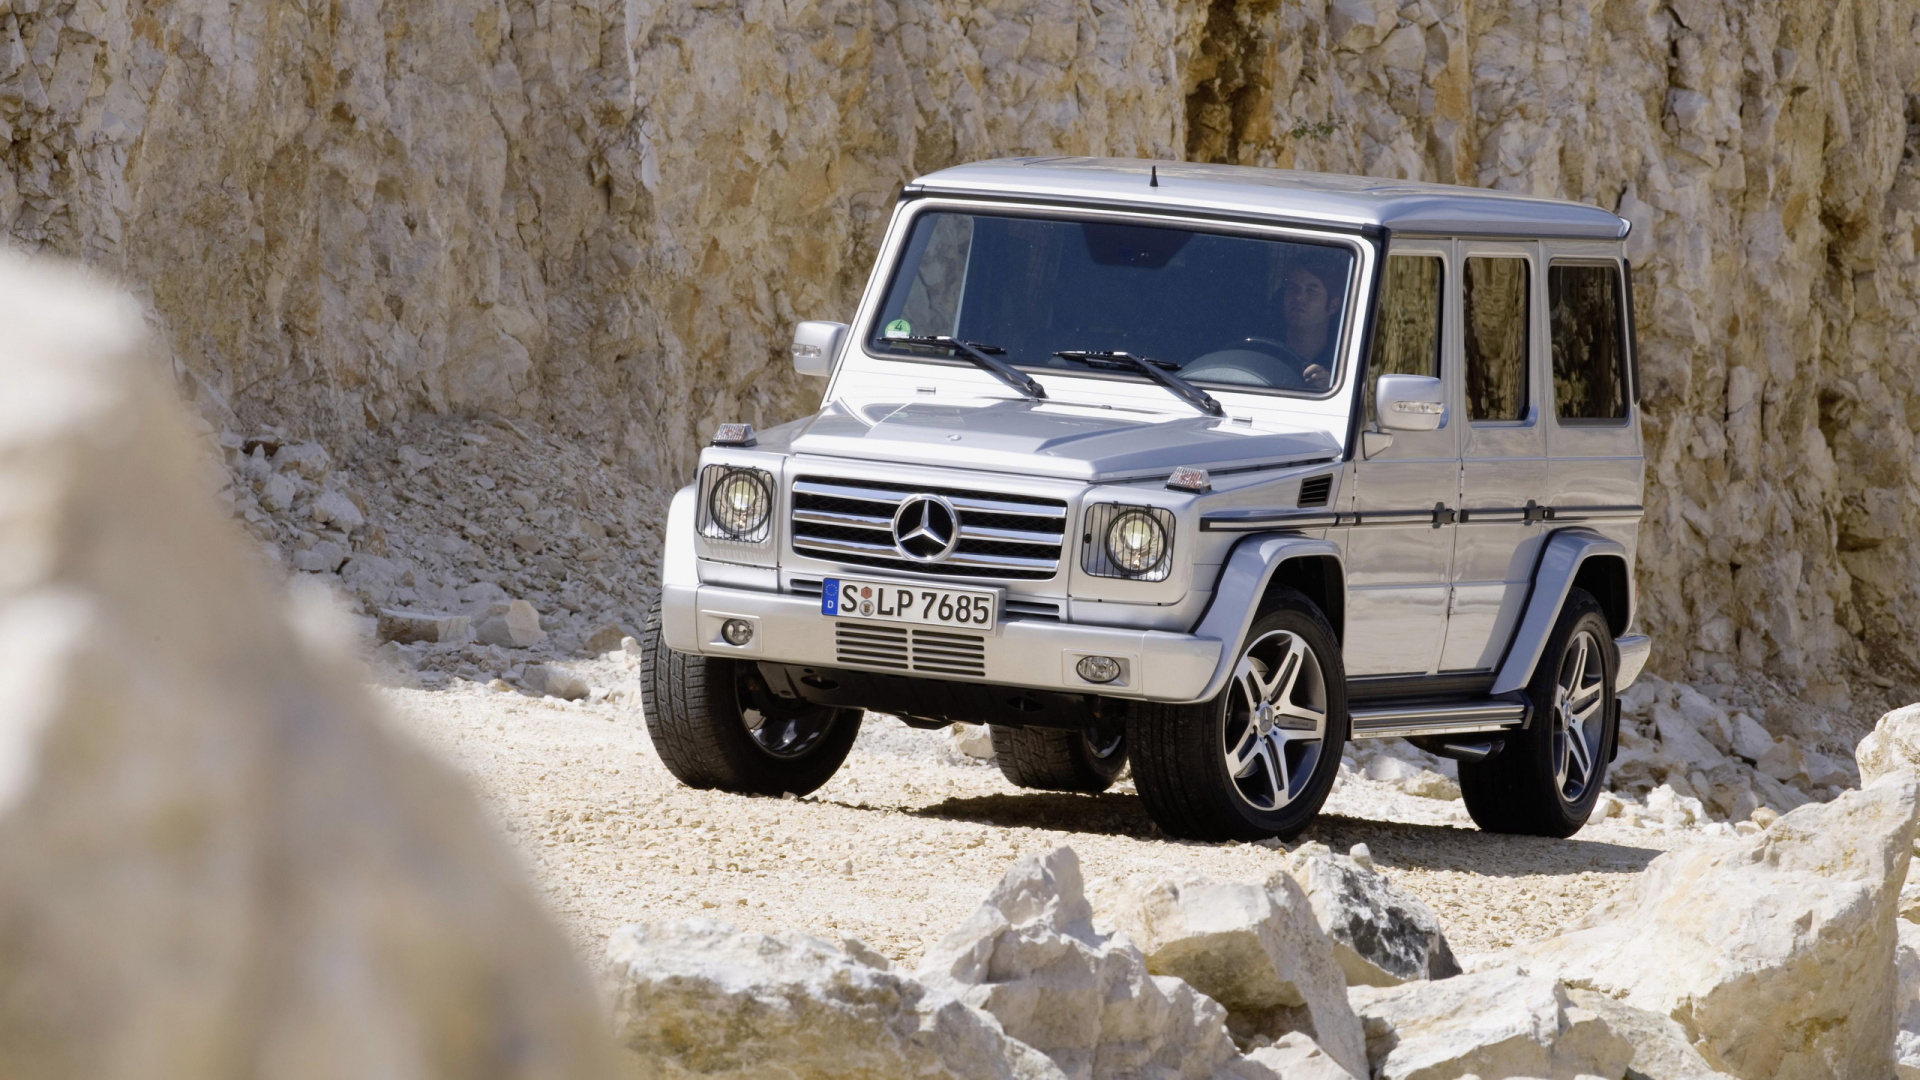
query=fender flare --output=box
[659,485,700,651]
[1187,533,1346,704]
[1490,527,1628,697]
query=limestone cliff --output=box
[4,0,1917,702]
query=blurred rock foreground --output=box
[0,253,613,1076]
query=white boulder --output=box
[1517,775,1920,1079]
[1104,871,1367,1078]
[477,597,546,647]
[1348,967,1632,1080]
[604,920,1064,1080]
[1564,988,1734,1079]
[1896,919,1920,1079]
[1730,712,1777,764]
[0,253,613,1078]
[950,722,998,760]
[1859,703,1920,786]
[533,664,591,701]
[1225,1031,1358,1080]
[917,847,1242,1080]
[310,489,366,532]
[1289,850,1461,987]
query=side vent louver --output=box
[1297,474,1333,508]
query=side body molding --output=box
[1490,527,1628,697]
[660,486,700,651]
[1188,534,1346,704]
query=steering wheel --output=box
[1183,337,1325,391]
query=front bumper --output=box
[662,581,1224,703]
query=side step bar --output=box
[1349,697,1529,740]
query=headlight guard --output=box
[1081,503,1175,582]
[697,465,775,544]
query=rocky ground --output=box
[381,664,1690,966]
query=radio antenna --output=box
[1150,165,1159,188]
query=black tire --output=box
[989,724,1128,793]
[1459,588,1617,837]
[639,597,860,797]
[1127,588,1348,840]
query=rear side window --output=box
[1549,263,1627,420]
[1463,256,1530,421]
[1366,254,1443,426]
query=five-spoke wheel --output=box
[1550,627,1608,803]
[1460,587,1618,837]
[1222,629,1330,812]
[1128,589,1348,840]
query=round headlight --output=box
[1105,509,1168,573]
[709,469,771,538]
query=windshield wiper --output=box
[888,336,1046,400]
[1054,350,1224,417]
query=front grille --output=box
[833,623,987,678]
[790,476,1066,581]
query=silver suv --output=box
[642,158,1649,840]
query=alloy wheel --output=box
[1222,629,1329,811]
[1551,629,1608,801]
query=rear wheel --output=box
[1127,589,1348,840]
[1459,588,1616,837]
[639,597,861,796]
[990,724,1128,792]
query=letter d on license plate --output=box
[822,578,998,629]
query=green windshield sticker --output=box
[883,318,912,339]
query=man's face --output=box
[1280,268,1333,325]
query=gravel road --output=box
[382,656,1691,967]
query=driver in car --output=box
[1180,254,1348,392]
[1273,260,1343,390]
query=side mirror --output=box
[791,321,848,378]
[1375,374,1446,432]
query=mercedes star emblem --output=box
[891,494,961,562]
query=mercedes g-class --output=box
[642,158,1649,840]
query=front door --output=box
[1443,244,1548,671]
[1341,244,1457,677]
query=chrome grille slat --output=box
[792,474,1067,581]
[791,480,1067,519]
[958,523,1064,545]
[793,507,894,531]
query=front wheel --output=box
[1459,587,1617,837]
[639,598,861,797]
[1127,589,1348,840]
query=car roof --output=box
[906,158,1630,241]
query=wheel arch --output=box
[1490,528,1631,697]
[1571,553,1632,637]
[1187,534,1346,703]
[1260,553,1346,643]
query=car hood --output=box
[780,398,1342,482]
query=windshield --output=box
[867,210,1359,396]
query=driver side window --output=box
[1366,254,1444,426]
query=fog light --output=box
[721,619,755,646]
[1076,655,1122,684]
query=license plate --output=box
[822,578,998,629]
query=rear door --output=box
[1442,242,1547,671]
[1341,242,1458,676]
[1543,248,1642,583]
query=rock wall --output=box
[5,0,1919,698]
